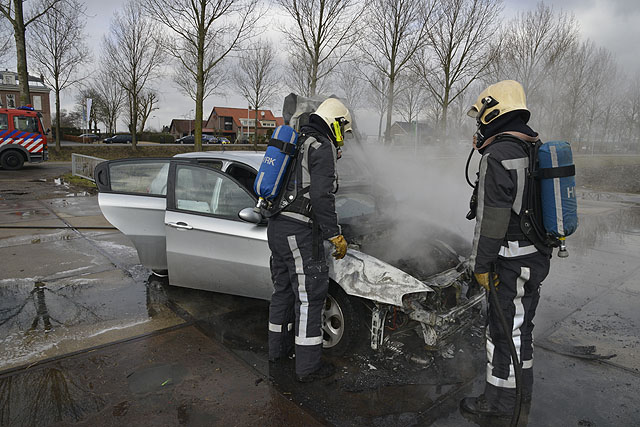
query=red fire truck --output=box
[0,105,48,170]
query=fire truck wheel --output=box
[0,150,25,170]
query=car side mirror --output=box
[239,207,265,224]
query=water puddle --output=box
[0,366,107,426]
[0,275,181,372]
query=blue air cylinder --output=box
[253,125,299,203]
[538,141,578,238]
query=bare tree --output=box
[171,37,226,102]
[0,17,12,66]
[233,41,280,147]
[622,74,640,153]
[144,0,258,151]
[29,0,89,150]
[286,46,324,97]
[0,0,63,106]
[278,0,365,97]
[137,89,159,132]
[90,69,126,134]
[395,74,425,124]
[556,40,599,143]
[333,61,366,110]
[493,2,579,97]
[361,0,435,143]
[103,0,164,148]
[363,68,388,142]
[413,0,502,136]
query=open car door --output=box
[95,158,171,271]
[164,161,273,299]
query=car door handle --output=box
[166,221,193,230]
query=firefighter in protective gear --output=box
[460,80,552,417]
[267,97,351,383]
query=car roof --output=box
[174,151,264,170]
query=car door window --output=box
[226,164,257,195]
[110,162,169,195]
[174,164,254,219]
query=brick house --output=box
[205,107,282,142]
[0,70,51,131]
[168,119,209,139]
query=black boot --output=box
[460,394,511,417]
[296,361,335,383]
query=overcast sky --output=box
[29,0,640,133]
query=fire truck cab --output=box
[0,105,48,170]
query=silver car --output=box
[94,150,484,357]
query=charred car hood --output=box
[329,190,472,307]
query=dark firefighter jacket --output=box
[470,132,550,274]
[278,123,341,240]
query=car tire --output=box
[323,281,364,356]
[0,150,25,170]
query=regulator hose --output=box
[465,147,476,188]
[488,263,522,427]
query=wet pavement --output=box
[1,162,640,426]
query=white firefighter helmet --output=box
[467,80,530,125]
[311,98,352,146]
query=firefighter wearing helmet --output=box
[267,97,351,382]
[461,80,552,417]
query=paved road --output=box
[1,162,639,426]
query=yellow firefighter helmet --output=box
[467,80,530,125]
[311,98,352,146]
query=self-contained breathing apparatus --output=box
[465,94,578,258]
[253,98,351,220]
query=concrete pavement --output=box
[1,162,640,426]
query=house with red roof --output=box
[168,119,209,139]
[205,106,284,143]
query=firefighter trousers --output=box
[484,251,550,410]
[267,216,328,376]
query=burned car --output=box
[94,148,484,357]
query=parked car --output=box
[176,135,194,144]
[177,134,218,144]
[103,134,132,144]
[218,137,230,144]
[94,150,483,357]
[78,133,100,142]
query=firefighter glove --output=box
[474,272,499,291]
[329,235,348,260]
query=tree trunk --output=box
[384,77,395,144]
[13,0,30,106]
[441,86,450,138]
[310,52,318,96]
[254,107,259,148]
[194,11,206,152]
[130,94,138,149]
[55,81,61,150]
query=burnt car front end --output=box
[339,215,485,354]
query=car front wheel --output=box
[322,282,364,355]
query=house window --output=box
[6,94,15,108]
[33,95,42,111]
